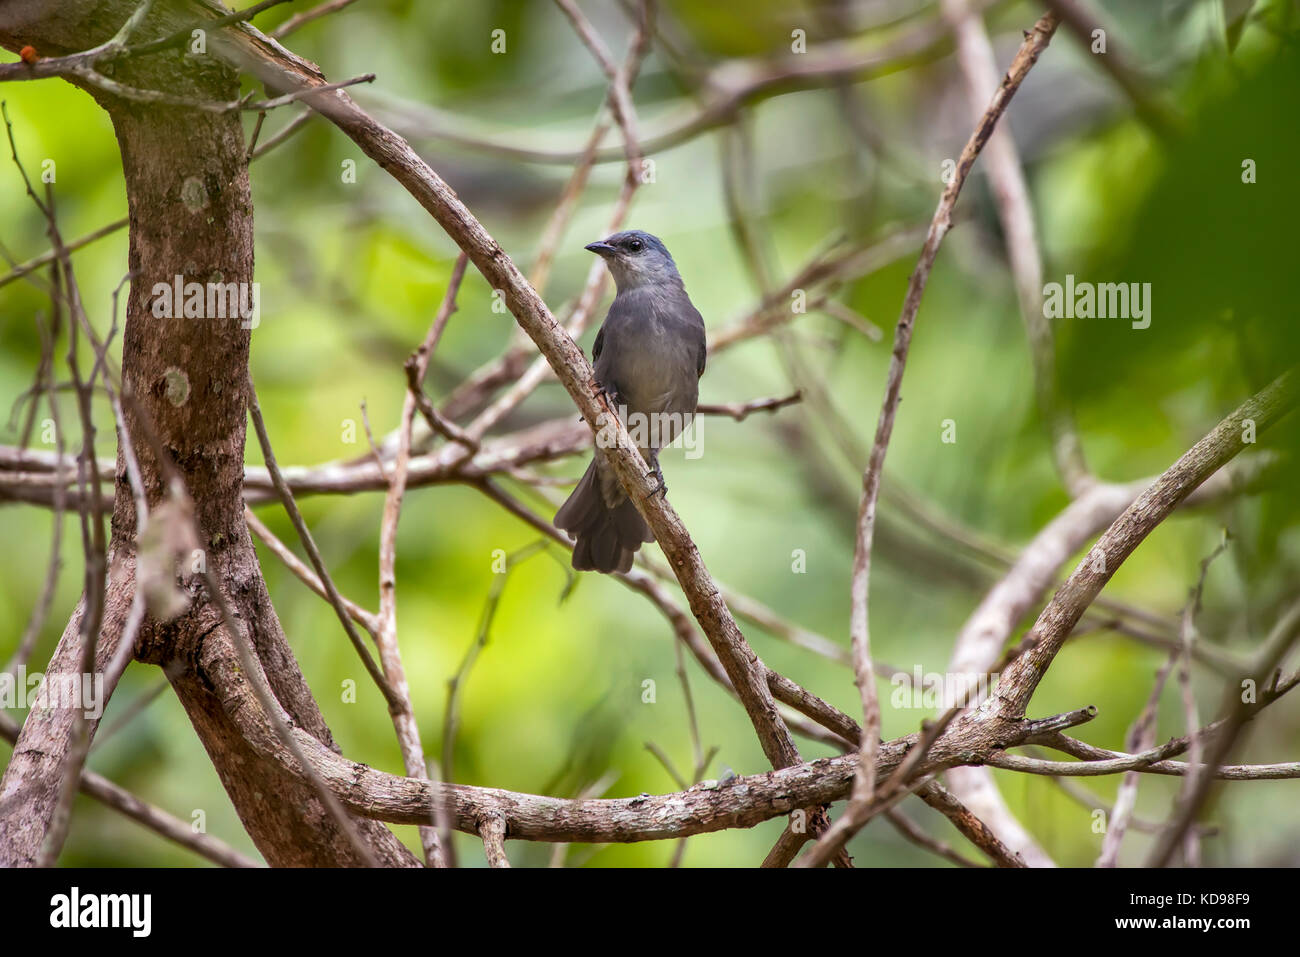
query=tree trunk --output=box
[0,0,416,867]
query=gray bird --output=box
[555,230,707,573]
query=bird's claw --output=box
[583,383,623,422]
[592,382,621,408]
[646,466,667,499]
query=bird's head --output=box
[584,230,681,291]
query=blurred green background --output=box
[2,0,1298,866]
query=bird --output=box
[554,230,707,573]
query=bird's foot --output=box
[592,381,622,409]
[582,382,623,422]
[646,465,667,499]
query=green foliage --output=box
[1,1,1297,867]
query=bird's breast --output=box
[596,288,701,421]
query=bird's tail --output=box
[554,458,653,573]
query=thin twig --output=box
[246,377,401,709]
[376,255,470,868]
[821,10,1062,868]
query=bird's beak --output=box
[584,240,617,257]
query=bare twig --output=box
[1096,649,1178,866]
[246,378,401,708]
[696,391,802,422]
[376,254,470,868]
[1147,595,1300,865]
[479,812,510,868]
[826,10,1062,867]
[885,807,981,867]
[943,0,1090,496]
[271,0,362,39]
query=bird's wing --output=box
[692,306,707,378]
[593,323,605,361]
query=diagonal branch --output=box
[200,15,804,775]
[994,372,1296,721]
[823,10,1062,868]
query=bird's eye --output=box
[627,239,643,252]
